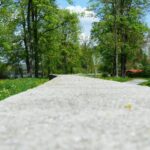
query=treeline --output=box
[91,0,150,77]
[0,0,95,78]
[0,0,150,78]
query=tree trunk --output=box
[64,53,67,74]
[113,0,119,77]
[21,7,30,74]
[32,5,39,77]
[120,0,127,77]
[19,66,23,78]
[27,0,33,77]
[121,30,127,77]
[121,53,127,77]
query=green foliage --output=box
[84,74,131,82]
[0,78,48,101]
[0,63,9,79]
[140,79,150,86]
[141,65,150,77]
[0,0,86,77]
[40,9,81,74]
[91,0,149,77]
[102,77,131,82]
[80,41,96,73]
[0,0,150,78]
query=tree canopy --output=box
[91,0,149,77]
[0,0,150,78]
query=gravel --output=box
[0,75,150,150]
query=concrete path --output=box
[0,75,150,150]
[126,79,147,85]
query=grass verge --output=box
[99,76,131,82]
[82,74,131,82]
[0,78,48,101]
[140,79,150,86]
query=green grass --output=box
[140,79,150,86]
[84,74,131,82]
[100,76,131,82]
[0,78,48,101]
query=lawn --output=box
[99,76,131,82]
[140,79,150,86]
[0,78,48,101]
[83,74,131,82]
[85,74,150,86]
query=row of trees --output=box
[0,0,95,78]
[91,0,150,77]
[0,0,150,78]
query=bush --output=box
[0,64,9,79]
[101,72,110,77]
[126,71,143,78]
[142,65,150,77]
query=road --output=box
[0,75,150,150]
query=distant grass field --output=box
[0,78,48,101]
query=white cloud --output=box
[80,33,90,42]
[65,6,99,40]
[66,6,96,18]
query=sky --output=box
[56,0,150,39]
[56,0,88,8]
[56,0,97,40]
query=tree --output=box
[91,0,149,77]
[0,0,21,77]
[9,0,82,77]
[58,10,81,73]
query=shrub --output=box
[0,64,9,79]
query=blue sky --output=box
[56,0,88,8]
[57,0,95,38]
[57,0,150,37]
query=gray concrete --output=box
[0,75,150,150]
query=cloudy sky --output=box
[56,0,150,38]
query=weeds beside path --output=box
[140,79,150,86]
[0,78,48,101]
[81,74,131,82]
[82,74,149,85]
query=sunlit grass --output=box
[100,76,131,82]
[0,78,48,101]
[83,74,131,82]
[140,79,150,86]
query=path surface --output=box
[126,78,147,85]
[0,75,150,150]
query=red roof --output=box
[126,69,143,73]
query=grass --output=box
[100,76,131,82]
[140,79,150,86]
[0,78,48,101]
[85,74,150,86]
[83,74,131,82]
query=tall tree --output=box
[91,0,148,77]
